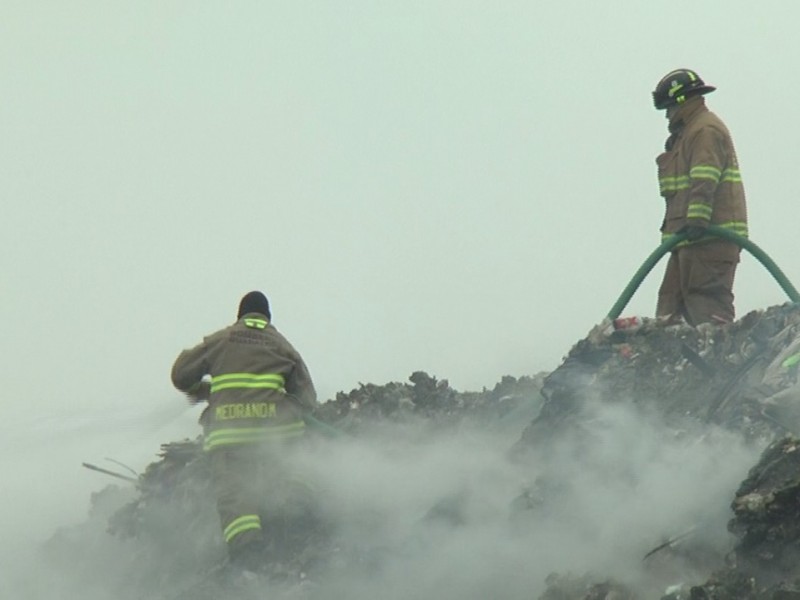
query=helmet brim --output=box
[653,84,717,110]
[690,84,716,97]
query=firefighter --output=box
[171,291,318,572]
[652,68,748,326]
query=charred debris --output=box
[51,303,800,599]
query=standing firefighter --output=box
[171,291,318,572]
[652,68,748,326]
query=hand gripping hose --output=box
[607,225,800,320]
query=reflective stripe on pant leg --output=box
[223,514,262,544]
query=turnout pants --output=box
[656,241,740,326]
[208,443,316,569]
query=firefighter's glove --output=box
[186,381,211,404]
[681,225,707,241]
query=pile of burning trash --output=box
[41,303,800,600]
[314,370,546,435]
[525,303,800,600]
[43,371,545,599]
[515,304,800,459]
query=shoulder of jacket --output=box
[685,112,729,142]
[203,325,233,343]
[265,325,290,344]
[693,108,730,130]
[270,326,303,353]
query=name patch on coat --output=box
[215,403,277,421]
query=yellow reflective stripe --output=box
[213,373,285,384]
[660,220,748,243]
[659,176,690,192]
[203,422,306,451]
[686,203,713,220]
[689,165,722,182]
[212,381,285,393]
[224,514,261,543]
[721,168,742,183]
[661,166,741,191]
[783,353,800,369]
[244,318,268,329]
[210,373,285,393]
[716,221,749,237]
[668,82,684,98]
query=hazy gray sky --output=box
[2,3,799,596]
[3,0,799,468]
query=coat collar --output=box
[238,312,270,328]
[668,96,707,134]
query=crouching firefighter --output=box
[171,291,318,572]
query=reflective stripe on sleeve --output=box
[661,166,742,193]
[660,220,748,244]
[686,203,713,220]
[689,165,722,183]
[721,168,742,183]
[659,175,690,193]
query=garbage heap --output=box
[45,303,800,600]
[533,435,800,600]
[314,370,546,435]
[43,371,545,599]
[514,304,800,460]
[687,435,800,600]
[523,304,800,600]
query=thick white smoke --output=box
[2,396,762,600]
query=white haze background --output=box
[1,1,795,598]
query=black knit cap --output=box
[237,291,271,320]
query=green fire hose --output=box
[607,225,800,320]
[299,225,800,437]
[304,413,346,438]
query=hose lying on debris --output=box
[607,226,800,320]
[304,414,346,438]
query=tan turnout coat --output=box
[656,96,748,244]
[171,313,317,452]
